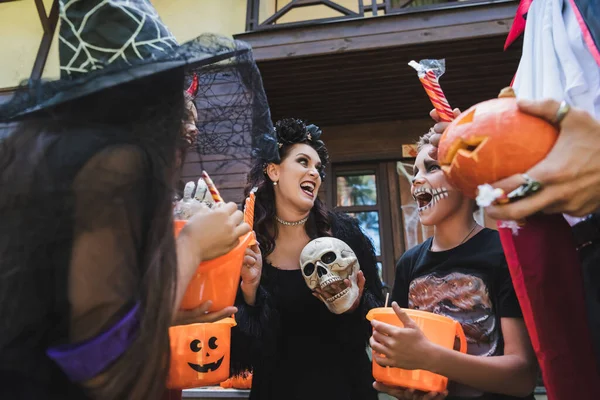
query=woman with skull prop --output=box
[371,130,537,400]
[0,1,273,398]
[231,118,385,399]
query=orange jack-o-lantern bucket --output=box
[437,96,558,198]
[174,220,255,312]
[167,318,237,389]
[367,308,467,393]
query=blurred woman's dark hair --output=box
[0,68,185,399]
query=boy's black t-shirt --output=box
[391,228,534,400]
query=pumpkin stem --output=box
[498,87,516,98]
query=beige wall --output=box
[257,0,359,25]
[0,0,246,89]
[0,0,367,88]
[0,0,57,88]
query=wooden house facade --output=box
[0,1,548,398]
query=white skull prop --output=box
[300,237,360,314]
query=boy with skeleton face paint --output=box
[370,131,538,400]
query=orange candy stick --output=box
[408,59,455,122]
[201,170,224,203]
[244,188,258,246]
[244,192,256,229]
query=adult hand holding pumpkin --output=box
[484,99,600,219]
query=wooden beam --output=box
[31,0,59,81]
[260,1,295,26]
[34,0,50,33]
[321,0,359,17]
[235,1,517,61]
[259,0,358,28]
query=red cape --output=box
[498,215,600,399]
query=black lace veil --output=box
[0,33,272,399]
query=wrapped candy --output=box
[408,59,455,122]
[173,181,201,220]
[173,179,215,220]
[193,177,215,206]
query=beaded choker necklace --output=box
[275,215,309,226]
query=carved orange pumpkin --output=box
[438,95,558,198]
[167,318,236,389]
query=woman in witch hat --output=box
[0,1,271,399]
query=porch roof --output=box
[235,1,523,126]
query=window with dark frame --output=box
[331,163,395,294]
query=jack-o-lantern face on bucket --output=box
[437,89,558,198]
[187,336,224,373]
[167,318,236,390]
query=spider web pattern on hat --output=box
[59,0,178,76]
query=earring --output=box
[273,181,278,186]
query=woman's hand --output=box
[373,382,447,400]
[181,202,250,262]
[240,243,262,306]
[483,99,600,219]
[345,270,365,313]
[241,243,262,286]
[369,302,437,370]
[311,270,365,313]
[172,301,237,326]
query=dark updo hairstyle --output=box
[246,118,330,257]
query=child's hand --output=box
[373,382,447,400]
[172,301,237,326]
[370,302,437,371]
[182,202,250,262]
[428,108,461,159]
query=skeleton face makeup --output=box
[300,237,360,314]
[412,144,466,226]
[413,186,450,213]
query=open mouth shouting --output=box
[300,181,316,198]
[413,186,449,213]
[188,356,224,373]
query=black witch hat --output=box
[0,0,271,127]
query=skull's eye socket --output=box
[303,263,315,276]
[321,252,336,264]
[208,336,218,350]
[190,339,202,352]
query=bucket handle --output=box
[454,321,468,354]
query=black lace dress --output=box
[232,212,384,400]
[0,129,156,399]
